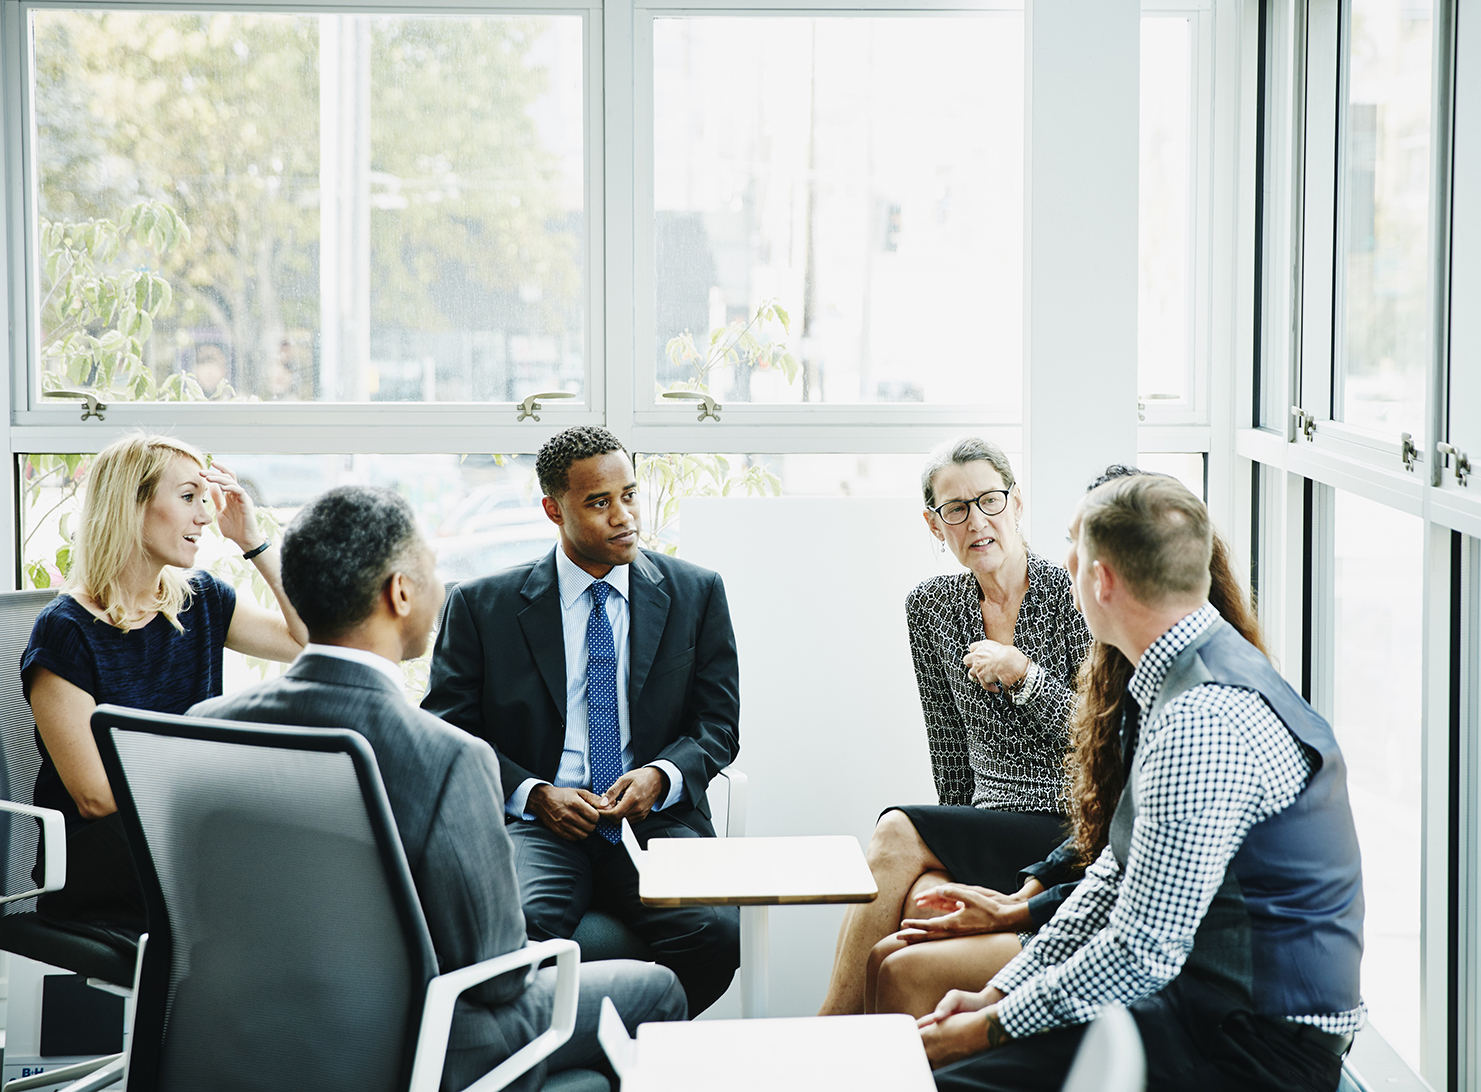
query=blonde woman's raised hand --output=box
[200,461,265,553]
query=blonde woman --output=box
[21,433,307,936]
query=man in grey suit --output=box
[192,485,685,1092]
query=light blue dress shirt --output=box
[507,547,685,820]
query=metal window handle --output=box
[1400,432,1420,471]
[662,391,721,422]
[1290,406,1316,441]
[516,391,575,422]
[43,389,107,421]
[1438,442,1471,486]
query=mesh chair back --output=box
[93,706,439,1092]
[0,589,59,910]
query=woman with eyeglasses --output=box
[818,436,1092,1015]
[865,474,1263,1023]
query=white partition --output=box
[682,496,948,1018]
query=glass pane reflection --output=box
[1336,0,1432,435]
[653,16,1024,410]
[1332,489,1422,1068]
[32,11,586,406]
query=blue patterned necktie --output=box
[586,580,623,844]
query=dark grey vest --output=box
[1108,619,1364,1017]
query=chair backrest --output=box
[0,589,59,909]
[93,705,440,1092]
[1061,1005,1146,1092]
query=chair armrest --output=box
[715,766,747,838]
[0,801,65,904]
[597,995,635,1079]
[407,937,580,1092]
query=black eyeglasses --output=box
[930,489,1011,525]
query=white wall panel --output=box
[1023,0,1140,545]
[682,495,943,1017]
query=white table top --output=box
[624,1014,936,1092]
[637,834,878,907]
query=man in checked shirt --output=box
[918,474,1364,1092]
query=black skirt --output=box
[886,805,1070,894]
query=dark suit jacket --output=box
[422,547,740,834]
[190,654,544,1080]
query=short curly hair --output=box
[281,485,424,639]
[536,426,629,499]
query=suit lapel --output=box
[628,550,670,705]
[517,550,569,717]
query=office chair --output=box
[1061,1005,1145,1092]
[91,704,591,1092]
[0,588,140,1092]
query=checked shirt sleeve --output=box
[993,687,1312,1038]
[992,844,1122,995]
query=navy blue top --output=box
[21,572,237,833]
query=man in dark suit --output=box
[192,485,685,1091]
[423,426,741,1014]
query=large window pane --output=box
[633,451,1029,553]
[32,11,585,406]
[21,451,550,587]
[1136,452,1206,500]
[1335,0,1432,435]
[19,450,550,698]
[652,16,1023,410]
[1333,489,1423,1068]
[1139,16,1194,406]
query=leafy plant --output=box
[38,201,207,402]
[635,453,781,554]
[25,199,230,590]
[639,298,797,554]
[663,298,799,392]
[21,455,86,590]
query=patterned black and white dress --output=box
[888,551,1093,893]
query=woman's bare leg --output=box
[903,870,954,920]
[864,931,909,1013]
[873,933,1025,1019]
[817,810,947,1015]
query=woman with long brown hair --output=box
[860,468,1266,1018]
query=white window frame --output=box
[0,0,1230,579]
[4,0,611,450]
[628,2,1025,439]
[1137,2,1215,429]
[1242,0,1468,1082]
[1280,0,1459,487]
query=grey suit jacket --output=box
[190,653,542,1072]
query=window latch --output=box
[42,389,107,421]
[1400,432,1420,471]
[662,390,721,422]
[1290,406,1316,441]
[516,391,574,422]
[1438,442,1471,487]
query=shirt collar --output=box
[554,544,630,610]
[301,643,406,691]
[1127,603,1220,713]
